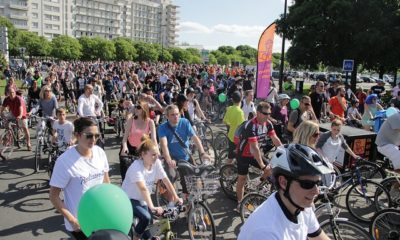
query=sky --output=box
[174,0,293,52]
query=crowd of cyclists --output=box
[1,60,400,239]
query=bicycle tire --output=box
[203,124,214,142]
[219,164,238,201]
[346,179,391,223]
[357,161,386,182]
[379,177,400,208]
[320,219,371,240]
[165,230,174,240]
[0,130,14,160]
[154,180,169,208]
[215,149,228,169]
[187,201,216,240]
[239,193,267,223]
[34,139,42,172]
[370,208,400,240]
[198,139,217,166]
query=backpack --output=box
[233,120,251,155]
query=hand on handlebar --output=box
[151,206,164,216]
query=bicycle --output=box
[315,186,371,239]
[0,118,26,160]
[155,162,218,240]
[370,208,400,240]
[137,205,185,240]
[34,117,54,172]
[46,143,69,178]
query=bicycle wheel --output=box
[219,164,238,201]
[213,132,229,156]
[320,219,371,240]
[239,193,267,223]
[34,138,43,172]
[154,180,169,208]
[346,179,391,223]
[202,124,213,142]
[357,161,386,182]
[370,208,400,240]
[216,149,228,169]
[198,139,217,166]
[0,130,14,160]
[187,201,216,240]
[379,177,400,208]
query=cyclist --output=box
[287,96,318,138]
[223,91,245,164]
[186,87,208,122]
[158,104,211,194]
[238,144,332,240]
[49,117,110,240]
[51,107,75,147]
[376,112,400,170]
[327,87,347,122]
[122,135,182,240]
[77,84,103,118]
[241,90,256,120]
[270,94,290,140]
[235,101,282,212]
[0,88,32,151]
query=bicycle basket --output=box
[184,173,219,195]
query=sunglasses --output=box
[82,132,100,139]
[312,132,320,138]
[294,178,322,190]
[260,111,271,116]
[135,105,142,110]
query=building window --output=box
[32,3,39,9]
[32,13,39,19]
[32,22,39,28]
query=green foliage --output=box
[276,0,400,72]
[218,46,236,55]
[134,42,159,62]
[208,54,218,64]
[79,37,96,60]
[51,35,82,60]
[95,37,116,60]
[169,47,191,64]
[113,38,137,61]
[15,31,51,56]
[160,49,173,62]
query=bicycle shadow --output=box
[0,214,69,238]
[0,155,36,180]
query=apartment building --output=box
[0,0,178,46]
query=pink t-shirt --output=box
[128,119,150,147]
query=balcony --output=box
[9,3,28,10]
[10,14,28,20]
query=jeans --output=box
[130,199,152,239]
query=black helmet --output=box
[271,144,333,179]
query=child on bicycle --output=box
[52,107,75,147]
[122,135,182,240]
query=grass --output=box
[0,79,23,97]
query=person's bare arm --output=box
[160,137,175,168]
[49,187,80,231]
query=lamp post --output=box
[278,0,288,93]
[161,24,166,62]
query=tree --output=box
[208,54,218,65]
[113,37,137,61]
[169,47,191,64]
[216,53,231,65]
[160,49,173,62]
[79,36,97,60]
[134,42,159,62]
[15,31,51,57]
[217,46,236,55]
[94,37,115,60]
[51,35,82,60]
[236,45,257,62]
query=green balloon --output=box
[218,93,227,103]
[78,184,133,237]
[290,99,300,110]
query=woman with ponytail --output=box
[122,135,182,240]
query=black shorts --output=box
[237,155,268,175]
[228,140,236,159]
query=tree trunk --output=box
[351,61,357,93]
[378,66,384,79]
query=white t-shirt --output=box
[347,107,360,120]
[52,120,74,146]
[241,100,256,120]
[49,146,109,231]
[238,192,320,240]
[77,94,103,117]
[321,136,342,163]
[121,159,167,205]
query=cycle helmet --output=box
[278,94,290,101]
[271,144,333,179]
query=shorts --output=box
[237,155,268,175]
[378,144,400,169]
[17,118,28,129]
[228,140,236,159]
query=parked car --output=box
[360,76,373,83]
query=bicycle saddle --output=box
[177,161,215,176]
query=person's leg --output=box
[236,156,249,207]
[131,199,152,239]
[70,231,88,240]
[378,144,400,170]
[227,140,236,164]
[20,119,31,149]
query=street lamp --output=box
[161,24,166,62]
[278,0,288,93]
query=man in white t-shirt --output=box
[238,144,332,240]
[241,90,256,120]
[77,84,103,118]
[52,107,74,146]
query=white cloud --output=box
[178,21,212,34]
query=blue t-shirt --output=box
[158,118,196,161]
